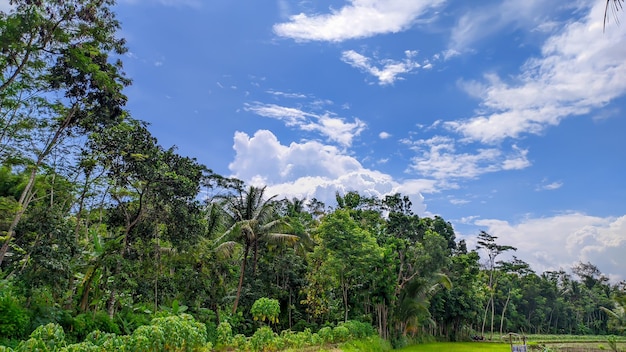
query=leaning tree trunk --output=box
[232,243,250,314]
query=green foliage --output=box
[216,321,233,346]
[339,335,392,352]
[14,323,66,351]
[0,283,30,339]
[249,325,277,351]
[342,320,376,338]
[232,333,250,351]
[332,325,350,343]
[251,298,280,325]
[69,312,119,342]
[317,326,334,343]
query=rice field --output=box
[395,342,511,351]
[394,335,626,352]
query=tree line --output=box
[1,0,625,348]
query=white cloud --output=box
[448,0,577,52]
[245,102,366,147]
[341,50,425,85]
[536,179,563,191]
[407,136,530,179]
[448,2,626,143]
[474,213,626,282]
[266,90,308,99]
[229,130,438,214]
[273,0,445,42]
[379,131,392,139]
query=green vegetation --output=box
[1,1,625,351]
[397,342,511,351]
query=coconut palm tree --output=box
[605,0,624,31]
[215,186,297,313]
[601,294,626,333]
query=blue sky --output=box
[8,0,625,280]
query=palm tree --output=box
[395,273,452,337]
[601,295,626,333]
[605,0,624,31]
[215,186,297,313]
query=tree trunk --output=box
[0,106,77,266]
[232,243,250,314]
[500,289,511,335]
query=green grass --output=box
[395,342,511,352]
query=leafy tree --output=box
[0,0,130,266]
[306,209,385,323]
[476,231,516,339]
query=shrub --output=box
[317,326,333,343]
[249,326,277,352]
[149,314,208,351]
[14,323,66,351]
[332,325,350,343]
[342,320,375,338]
[250,298,280,325]
[70,312,120,341]
[216,320,233,346]
[232,333,249,351]
[0,291,30,339]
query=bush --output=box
[249,326,277,352]
[0,291,30,339]
[149,314,208,351]
[14,323,66,351]
[250,298,280,325]
[317,326,333,343]
[332,325,350,343]
[216,320,233,346]
[342,320,375,338]
[232,333,249,351]
[70,312,120,341]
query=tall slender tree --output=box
[215,186,296,313]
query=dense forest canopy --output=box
[1,0,624,349]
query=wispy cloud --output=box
[341,50,425,85]
[447,2,626,143]
[536,179,563,191]
[245,102,366,147]
[448,0,576,52]
[266,89,308,99]
[406,135,530,179]
[273,0,445,42]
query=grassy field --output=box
[395,342,511,351]
[393,335,626,352]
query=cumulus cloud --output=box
[245,102,366,147]
[379,131,392,139]
[474,213,626,282]
[273,0,445,42]
[228,130,438,214]
[406,136,530,179]
[447,2,626,143]
[341,50,425,85]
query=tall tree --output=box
[215,186,296,314]
[476,231,516,338]
[0,0,130,265]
